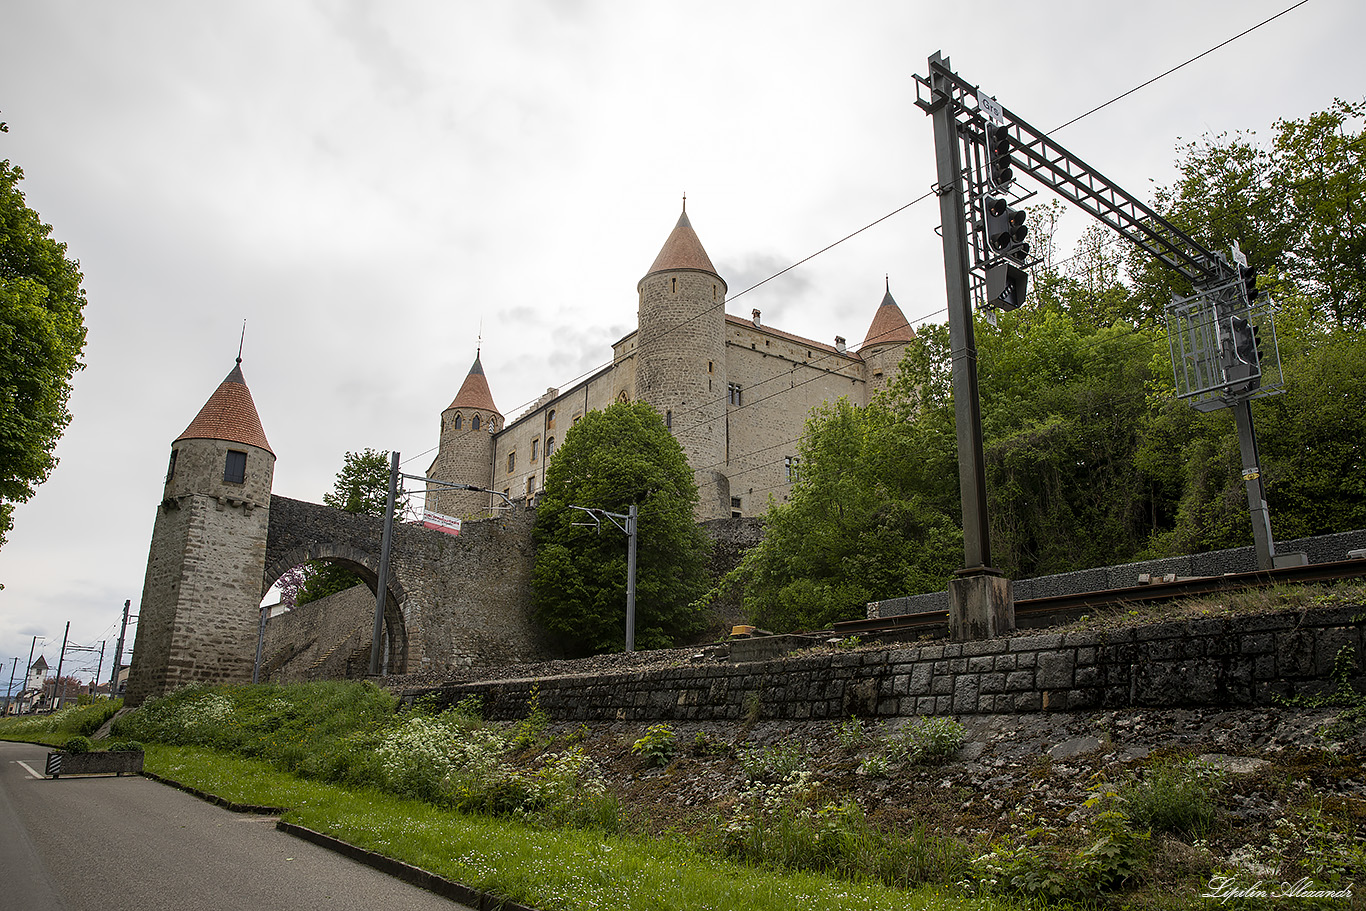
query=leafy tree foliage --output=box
[0,153,88,551]
[532,402,709,656]
[296,448,394,606]
[739,101,1366,631]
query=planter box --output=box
[45,750,144,778]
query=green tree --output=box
[532,402,709,656]
[296,448,394,606]
[734,394,961,632]
[0,151,88,551]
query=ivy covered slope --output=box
[737,100,1366,632]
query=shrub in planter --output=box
[63,736,93,754]
[107,740,145,752]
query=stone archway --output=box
[261,541,409,675]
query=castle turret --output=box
[125,358,275,706]
[636,203,730,518]
[858,280,917,400]
[427,352,502,518]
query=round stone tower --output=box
[635,203,730,519]
[426,352,502,519]
[858,279,917,400]
[125,358,275,706]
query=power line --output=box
[1050,0,1314,134]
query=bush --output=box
[1120,759,1223,839]
[63,735,93,753]
[106,740,144,752]
[885,716,966,765]
[631,724,678,767]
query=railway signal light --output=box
[986,260,1028,311]
[986,123,1013,190]
[1241,264,1259,305]
[984,196,1029,257]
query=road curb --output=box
[276,822,539,911]
[140,770,538,911]
[139,770,287,815]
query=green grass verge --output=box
[144,744,1020,911]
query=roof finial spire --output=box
[885,274,890,293]
[682,192,686,214]
[237,319,246,365]
[476,318,483,360]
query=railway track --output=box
[831,556,1366,639]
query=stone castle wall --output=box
[417,605,1366,722]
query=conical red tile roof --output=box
[860,282,917,349]
[446,354,501,416]
[643,206,720,279]
[176,360,273,455]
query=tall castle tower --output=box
[125,359,275,706]
[859,280,917,400]
[635,203,730,518]
[426,352,502,518]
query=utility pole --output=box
[53,621,70,711]
[568,504,639,653]
[3,659,15,715]
[921,51,1014,640]
[24,635,39,713]
[110,600,130,697]
[369,451,401,676]
[93,641,105,694]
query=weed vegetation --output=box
[5,674,1363,909]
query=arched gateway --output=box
[125,360,544,707]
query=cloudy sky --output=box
[0,0,1360,685]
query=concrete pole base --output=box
[949,569,1015,641]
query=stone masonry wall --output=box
[418,605,1365,722]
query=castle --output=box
[122,203,920,703]
[426,203,918,521]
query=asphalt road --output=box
[0,741,474,911]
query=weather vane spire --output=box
[237,319,246,365]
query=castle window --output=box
[713,284,717,300]
[665,410,672,429]
[472,414,481,431]
[671,277,676,293]
[507,451,516,473]
[728,383,742,406]
[708,361,714,373]
[526,477,535,498]
[618,390,629,404]
[531,438,540,462]
[547,409,556,429]
[453,413,463,430]
[731,496,742,519]
[785,456,799,482]
[546,436,555,459]
[224,450,247,484]
[166,449,178,483]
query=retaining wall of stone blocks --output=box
[417,605,1365,722]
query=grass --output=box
[0,699,123,746]
[144,743,1020,911]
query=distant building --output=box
[427,204,917,521]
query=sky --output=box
[0,0,1361,687]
